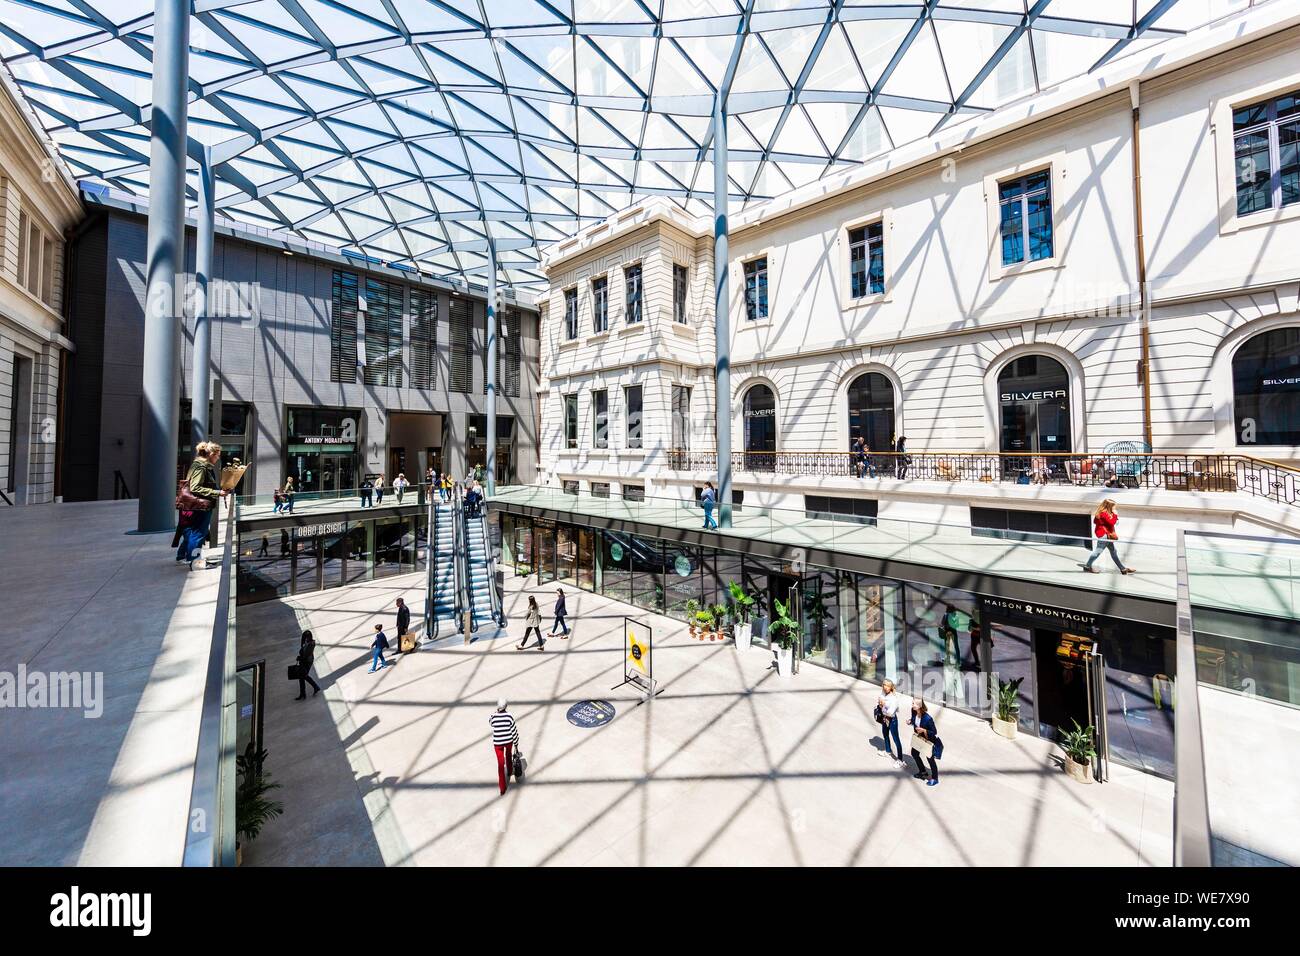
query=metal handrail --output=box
[182,496,238,866]
[450,482,467,633]
[666,448,1300,506]
[478,506,505,628]
[424,486,438,640]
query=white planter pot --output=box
[991,716,1017,740]
[735,622,752,651]
[1065,756,1092,784]
[774,644,793,678]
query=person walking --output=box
[282,481,295,514]
[259,534,269,557]
[374,474,385,505]
[293,630,321,699]
[1083,498,1136,575]
[175,441,227,566]
[517,596,544,651]
[369,624,392,673]
[272,487,284,514]
[395,597,411,652]
[280,528,290,556]
[700,481,718,530]
[895,435,910,480]
[489,698,520,796]
[909,698,943,786]
[394,473,409,504]
[874,679,904,766]
[550,587,569,638]
[359,477,373,508]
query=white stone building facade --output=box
[0,71,79,506]
[537,10,1300,539]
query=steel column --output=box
[713,90,732,528]
[485,239,498,496]
[138,0,191,532]
[190,146,214,450]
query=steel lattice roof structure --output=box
[0,0,1258,291]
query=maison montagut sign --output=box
[980,596,1099,631]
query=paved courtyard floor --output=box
[237,570,1173,867]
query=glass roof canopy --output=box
[0,0,1241,292]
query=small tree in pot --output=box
[695,607,715,641]
[768,597,800,678]
[236,745,284,865]
[992,677,1023,739]
[1060,719,1097,783]
[727,581,756,650]
[709,603,728,641]
[685,599,700,639]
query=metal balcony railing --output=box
[665,449,1300,507]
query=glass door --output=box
[989,621,1036,734]
[1032,630,1094,741]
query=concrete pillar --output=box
[137,0,190,532]
[713,90,732,528]
[190,146,214,450]
[486,240,497,495]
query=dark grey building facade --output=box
[63,199,540,501]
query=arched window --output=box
[1233,327,1300,445]
[846,372,896,452]
[743,384,776,470]
[997,355,1071,455]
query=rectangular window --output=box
[673,263,688,323]
[592,277,608,333]
[363,277,403,387]
[591,482,610,498]
[26,218,40,295]
[482,307,511,396]
[410,288,437,389]
[330,270,359,383]
[624,263,642,324]
[1233,88,1300,216]
[564,288,578,340]
[998,170,1052,266]
[15,211,28,287]
[848,222,884,297]
[671,385,691,450]
[622,484,644,502]
[592,389,608,448]
[449,297,472,392]
[743,257,768,321]
[804,495,878,526]
[41,237,54,305]
[564,393,578,449]
[624,384,643,449]
[563,480,579,495]
[970,507,1089,548]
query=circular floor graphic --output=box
[566,699,616,729]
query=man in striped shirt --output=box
[489,698,520,795]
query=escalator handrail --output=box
[450,483,467,632]
[478,507,504,627]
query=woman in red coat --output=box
[1083,498,1135,574]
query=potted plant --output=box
[235,745,285,865]
[685,599,700,639]
[709,603,728,641]
[1060,720,1097,783]
[991,677,1023,739]
[727,582,755,650]
[695,607,714,641]
[768,597,800,678]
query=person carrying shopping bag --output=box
[874,679,904,766]
[909,698,944,787]
[490,698,520,795]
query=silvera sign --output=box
[981,596,1099,630]
[1000,388,1066,403]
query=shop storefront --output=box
[177,400,253,492]
[998,355,1071,479]
[499,512,1176,778]
[285,407,362,494]
[236,513,425,605]
[466,413,515,484]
